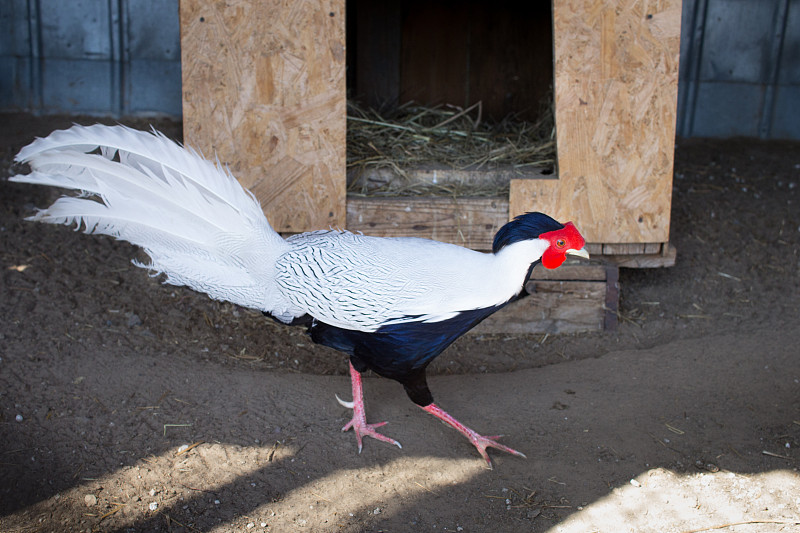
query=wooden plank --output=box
[529,262,607,282]
[603,243,645,255]
[347,165,552,195]
[396,1,552,122]
[179,0,346,232]
[465,1,553,122]
[604,242,677,268]
[473,261,615,335]
[602,242,662,255]
[473,281,607,334]
[346,195,672,266]
[353,0,401,110]
[346,196,507,249]
[511,0,682,243]
[585,243,604,256]
[604,264,620,331]
[399,2,469,108]
[644,242,662,254]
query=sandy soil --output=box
[1,114,799,532]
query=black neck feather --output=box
[492,212,564,253]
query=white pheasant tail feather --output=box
[11,124,293,316]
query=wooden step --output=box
[473,263,619,335]
[345,194,676,267]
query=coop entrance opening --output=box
[345,0,556,197]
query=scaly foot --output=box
[336,394,401,452]
[421,403,526,468]
[337,362,402,452]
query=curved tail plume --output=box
[11,124,292,316]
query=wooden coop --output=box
[178,0,682,334]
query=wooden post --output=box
[179,0,346,232]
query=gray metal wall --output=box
[1,0,798,138]
[679,0,800,139]
[0,0,181,117]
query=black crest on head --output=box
[492,212,564,253]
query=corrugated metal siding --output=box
[0,0,798,138]
[678,0,799,138]
[0,0,181,117]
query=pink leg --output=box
[421,403,526,468]
[336,362,402,452]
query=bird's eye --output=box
[556,239,566,248]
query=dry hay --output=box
[346,99,556,197]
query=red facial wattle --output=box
[540,222,585,270]
[541,246,566,269]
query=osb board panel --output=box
[473,281,607,334]
[346,196,507,250]
[179,0,346,232]
[511,0,681,243]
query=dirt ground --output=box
[1,113,799,533]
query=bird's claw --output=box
[336,393,402,452]
[470,434,527,469]
[335,394,354,409]
[342,417,402,453]
[420,403,526,468]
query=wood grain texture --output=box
[511,0,682,244]
[353,1,401,110]
[529,262,607,281]
[346,196,508,250]
[604,264,620,331]
[474,281,607,334]
[347,195,672,258]
[397,0,553,122]
[347,165,552,194]
[603,242,677,267]
[179,0,346,232]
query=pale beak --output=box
[566,247,590,260]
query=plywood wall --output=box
[511,0,682,244]
[179,0,346,232]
